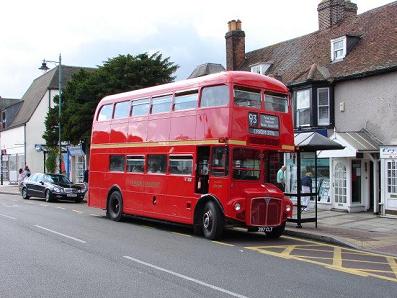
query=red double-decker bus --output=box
[88,71,294,239]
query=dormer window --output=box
[250,63,271,75]
[331,36,346,62]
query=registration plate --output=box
[67,193,77,197]
[258,227,273,232]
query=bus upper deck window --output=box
[200,85,229,108]
[265,94,288,113]
[114,101,131,119]
[151,95,172,114]
[234,87,261,109]
[132,98,150,116]
[174,91,198,111]
[97,104,113,121]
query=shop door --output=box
[332,160,348,208]
[385,160,397,210]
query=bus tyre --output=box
[202,201,224,240]
[107,191,123,222]
[21,187,30,200]
[265,223,285,239]
[45,190,53,202]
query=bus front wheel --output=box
[107,191,123,222]
[202,201,224,240]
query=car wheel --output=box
[202,201,224,240]
[45,190,53,203]
[21,187,30,200]
[265,223,285,239]
[107,191,123,221]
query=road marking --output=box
[40,203,49,207]
[34,225,86,244]
[171,232,192,237]
[387,256,397,279]
[211,241,235,247]
[56,207,66,210]
[0,213,16,220]
[123,256,248,298]
[89,213,101,217]
[72,209,83,214]
[333,247,342,268]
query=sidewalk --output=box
[0,184,20,195]
[1,184,396,256]
[286,209,397,257]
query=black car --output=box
[21,173,86,203]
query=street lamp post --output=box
[39,54,62,174]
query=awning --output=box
[294,132,345,152]
[318,129,382,158]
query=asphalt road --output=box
[1,193,396,298]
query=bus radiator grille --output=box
[251,198,281,226]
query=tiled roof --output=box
[8,65,91,129]
[188,63,225,79]
[240,1,397,85]
[0,98,22,110]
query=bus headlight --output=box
[234,203,241,211]
[285,205,292,212]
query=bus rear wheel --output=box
[202,201,224,240]
[107,191,123,222]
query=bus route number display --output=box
[248,112,279,137]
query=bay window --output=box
[296,89,311,127]
[317,88,330,125]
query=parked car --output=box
[21,173,86,203]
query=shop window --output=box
[387,161,397,193]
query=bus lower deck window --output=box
[147,155,167,173]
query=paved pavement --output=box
[2,183,397,257]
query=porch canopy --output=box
[286,131,344,228]
[318,129,381,158]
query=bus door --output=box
[208,146,229,198]
[196,146,210,194]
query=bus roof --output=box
[99,71,288,105]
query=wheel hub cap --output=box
[203,210,212,229]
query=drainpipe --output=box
[24,124,26,167]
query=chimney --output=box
[317,0,357,30]
[225,19,245,70]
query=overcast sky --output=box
[0,0,392,98]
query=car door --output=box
[35,174,46,198]
[26,174,39,197]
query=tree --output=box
[43,52,178,151]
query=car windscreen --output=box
[47,175,71,185]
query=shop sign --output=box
[380,146,397,159]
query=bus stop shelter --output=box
[285,132,344,228]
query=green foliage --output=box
[43,52,178,149]
[45,148,58,174]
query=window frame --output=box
[151,94,173,114]
[173,90,198,111]
[168,155,193,176]
[131,98,150,117]
[331,36,346,62]
[295,88,311,127]
[97,104,114,121]
[200,84,230,108]
[233,85,262,109]
[126,155,145,173]
[109,155,125,172]
[250,63,271,75]
[113,101,131,119]
[317,87,330,126]
[147,154,167,174]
